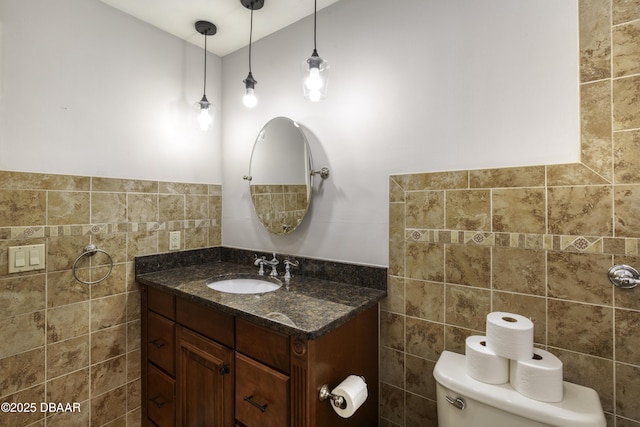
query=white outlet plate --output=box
[8,243,46,273]
[169,231,181,251]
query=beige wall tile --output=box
[548,185,613,236]
[379,382,404,425]
[614,75,640,130]
[91,355,126,396]
[557,349,614,413]
[46,368,90,404]
[47,335,89,378]
[613,21,640,77]
[614,129,640,184]
[492,247,545,295]
[0,348,44,397]
[47,191,90,225]
[406,191,444,229]
[380,311,405,351]
[405,279,443,322]
[159,194,184,222]
[46,270,89,308]
[0,384,45,427]
[547,251,613,305]
[615,184,640,237]
[470,166,545,189]
[547,163,610,187]
[406,318,443,361]
[0,274,46,319]
[444,285,490,331]
[405,242,444,282]
[445,244,490,288]
[92,177,157,193]
[380,347,404,388]
[381,275,405,315]
[580,0,612,82]
[615,308,640,365]
[492,292,547,344]
[0,311,45,358]
[613,0,640,25]
[91,324,127,364]
[405,355,436,400]
[445,189,491,231]
[91,192,127,224]
[0,190,46,227]
[90,294,127,331]
[47,302,89,344]
[616,363,640,420]
[548,300,613,358]
[127,193,158,223]
[492,188,546,233]
[90,384,127,426]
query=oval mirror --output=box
[248,117,312,235]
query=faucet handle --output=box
[253,254,266,275]
[284,258,299,280]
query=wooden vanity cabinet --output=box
[141,285,379,427]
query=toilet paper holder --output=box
[318,384,347,409]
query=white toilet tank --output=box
[433,351,606,427]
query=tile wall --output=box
[382,1,640,426]
[0,171,221,426]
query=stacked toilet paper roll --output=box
[330,375,368,418]
[465,335,509,384]
[510,348,564,402]
[464,312,564,402]
[485,312,534,360]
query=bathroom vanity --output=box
[135,247,386,427]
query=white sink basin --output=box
[206,275,281,294]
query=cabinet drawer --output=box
[147,363,175,427]
[148,311,175,375]
[148,286,175,320]
[176,298,234,348]
[235,352,289,427]
[237,319,289,374]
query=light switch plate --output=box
[169,231,181,251]
[8,243,45,273]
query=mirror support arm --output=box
[311,167,330,180]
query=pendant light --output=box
[241,0,264,108]
[194,21,217,131]
[302,0,329,102]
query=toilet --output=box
[433,351,606,427]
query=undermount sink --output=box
[206,274,282,294]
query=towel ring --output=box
[72,244,114,285]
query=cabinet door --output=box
[176,326,234,427]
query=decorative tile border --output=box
[405,228,637,255]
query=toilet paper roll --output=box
[465,335,509,384]
[510,348,564,402]
[331,375,368,418]
[486,312,534,361]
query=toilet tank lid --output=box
[433,351,606,427]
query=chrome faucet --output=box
[254,253,279,276]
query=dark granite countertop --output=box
[135,247,387,340]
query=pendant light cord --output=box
[202,33,208,94]
[248,6,254,72]
[313,0,317,51]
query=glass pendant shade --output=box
[194,94,213,131]
[301,50,329,102]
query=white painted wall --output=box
[0,0,579,267]
[0,0,222,184]
[221,0,579,266]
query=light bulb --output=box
[197,106,212,131]
[308,90,321,102]
[305,67,324,91]
[243,87,257,108]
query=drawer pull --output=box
[243,395,268,412]
[149,394,167,409]
[149,338,166,349]
[219,363,230,375]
